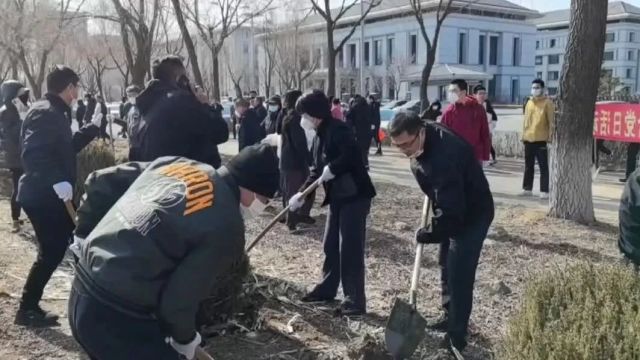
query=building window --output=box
[548,87,558,96]
[547,71,559,81]
[387,37,394,64]
[511,78,520,103]
[349,44,356,68]
[409,34,417,64]
[314,48,322,68]
[536,71,543,79]
[364,41,370,66]
[548,54,560,64]
[603,51,615,61]
[388,77,395,99]
[629,50,635,61]
[458,32,467,64]
[535,56,543,65]
[338,49,343,68]
[374,40,382,65]
[627,68,633,79]
[479,34,486,65]
[602,68,613,77]
[631,32,636,42]
[550,39,556,48]
[606,32,615,43]
[512,37,521,66]
[536,40,540,49]
[489,35,499,65]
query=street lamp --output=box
[359,0,365,95]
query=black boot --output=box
[426,312,449,332]
[441,334,467,359]
[14,306,59,327]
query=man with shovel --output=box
[68,144,279,359]
[388,112,494,356]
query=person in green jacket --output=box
[68,144,279,360]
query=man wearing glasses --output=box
[388,112,494,356]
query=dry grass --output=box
[499,263,640,360]
[74,141,116,204]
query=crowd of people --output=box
[0,53,635,359]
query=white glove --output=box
[91,112,103,128]
[371,124,376,130]
[69,236,84,258]
[166,332,201,360]
[52,181,73,201]
[319,165,335,183]
[288,192,305,212]
[261,133,280,147]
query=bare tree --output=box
[171,0,204,86]
[0,0,87,97]
[309,0,381,97]
[84,39,114,97]
[183,0,274,101]
[226,54,245,99]
[259,14,277,97]
[386,56,410,100]
[549,0,607,223]
[99,0,162,87]
[368,69,383,95]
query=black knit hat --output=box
[226,143,280,198]
[296,89,331,119]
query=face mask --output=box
[447,91,459,104]
[240,193,268,220]
[408,130,425,159]
[301,115,316,131]
[128,96,136,104]
[531,88,543,97]
[268,105,278,112]
[12,98,28,113]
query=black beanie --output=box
[296,89,331,119]
[226,143,280,198]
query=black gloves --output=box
[415,226,442,244]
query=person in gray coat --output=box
[0,80,30,232]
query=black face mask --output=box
[177,75,191,92]
[18,93,29,106]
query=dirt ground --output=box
[0,166,621,360]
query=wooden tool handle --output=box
[195,346,214,360]
[245,178,322,253]
[64,200,78,227]
[409,196,431,306]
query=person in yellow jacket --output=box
[521,79,554,199]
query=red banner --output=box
[594,103,640,143]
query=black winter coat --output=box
[84,98,96,123]
[76,104,86,124]
[410,122,494,243]
[18,94,99,206]
[254,105,268,124]
[0,103,22,169]
[620,169,640,264]
[369,101,381,129]
[238,108,265,151]
[138,80,229,168]
[346,98,372,148]
[280,110,311,171]
[262,109,280,135]
[303,117,376,206]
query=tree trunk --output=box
[131,62,147,88]
[171,0,204,86]
[212,53,221,102]
[549,0,607,223]
[326,22,336,97]
[234,82,243,99]
[419,50,436,112]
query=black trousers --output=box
[490,146,496,161]
[372,127,382,152]
[69,280,180,360]
[281,168,314,224]
[358,140,371,168]
[20,200,75,309]
[9,168,23,220]
[311,198,371,310]
[523,141,549,193]
[626,143,640,179]
[438,213,492,341]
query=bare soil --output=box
[0,167,621,359]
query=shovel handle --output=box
[245,178,322,253]
[195,346,214,360]
[409,196,431,306]
[64,200,78,227]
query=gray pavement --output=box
[219,138,623,223]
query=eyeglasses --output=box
[392,132,421,150]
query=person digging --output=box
[68,144,279,360]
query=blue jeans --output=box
[68,280,180,360]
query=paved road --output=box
[220,139,623,223]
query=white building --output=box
[258,0,539,104]
[533,1,640,96]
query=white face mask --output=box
[128,96,136,104]
[531,88,543,97]
[408,130,425,159]
[447,91,459,104]
[240,193,268,220]
[12,98,28,119]
[268,105,278,112]
[301,115,316,131]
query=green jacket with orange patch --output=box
[74,156,245,343]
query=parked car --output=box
[381,99,408,110]
[395,100,422,113]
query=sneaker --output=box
[11,220,20,233]
[374,150,383,156]
[519,190,533,197]
[539,192,549,199]
[14,307,59,327]
[426,313,449,332]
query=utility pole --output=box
[359,0,365,95]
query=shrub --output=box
[74,141,116,204]
[499,263,640,360]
